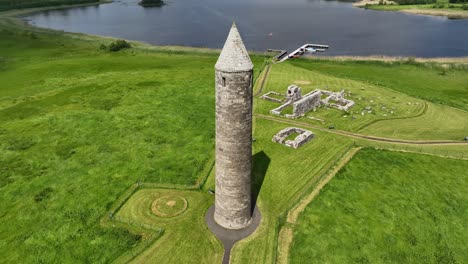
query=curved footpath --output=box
[356,102,428,132]
[255,114,468,146]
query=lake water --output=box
[23,0,468,57]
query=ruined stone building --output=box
[214,23,253,229]
[272,127,315,149]
[268,85,355,118]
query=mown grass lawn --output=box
[115,189,223,263]
[256,62,425,132]
[290,148,468,263]
[361,102,468,140]
[291,59,468,112]
[257,62,468,140]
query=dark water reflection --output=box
[23,0,468,57]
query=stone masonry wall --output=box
[290,90,322,117]
[272,127,315,149]
[214,69,253,229]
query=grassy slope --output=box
[259,62,468,140]
[290,148,468,263]
[361,102,468,140]
[227,118,353,264]
[353,138,468,159]
[0,19,264,263]
[290,59,468,112]
[256,62,424,132]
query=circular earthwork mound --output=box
[151,195,188,218]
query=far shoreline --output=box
[1,2,468,62]
[353,0,468,19]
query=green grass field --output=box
[115,189,222,263]
[256,62,425,132]
[0,17,264,263]
[291,59,468,112]
[361,103,468,140]
[218,118,354,264]
[0,9,467,264]
[257,61,468,140]
[289,148,468,263]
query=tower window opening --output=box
[222,77,226,87]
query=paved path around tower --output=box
[206,206,261,264]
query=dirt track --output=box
[253,64,271,97]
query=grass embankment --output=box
[354,0,468,19]
[289,148,468,263]
[0,17,265,262]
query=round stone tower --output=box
[214,23,254,230]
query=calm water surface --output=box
[24,0,468,57]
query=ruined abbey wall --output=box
[290,90,322,117]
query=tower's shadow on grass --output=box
[251,151,270,212]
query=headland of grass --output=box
[354,0,468,19]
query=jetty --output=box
[268,44,329,63]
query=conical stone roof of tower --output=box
[215,23,254,73]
